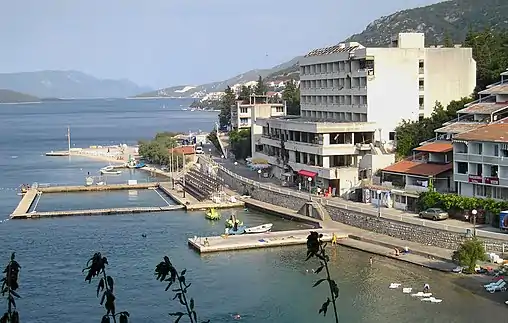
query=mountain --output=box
[135,56,302,99]
[0,71,152,99]
[0,89,39,104]
[142,0,506,99]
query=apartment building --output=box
[299,32,476,141]
[230,95,286,130]
[453,123,508,200]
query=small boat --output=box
[205,208,221,220]
[100,166,122,175]
[225,218,244,228]
[389,283,401,289]
[402,287,412,294]
[245,223,273,234]
[134,162,146,169]
[421,297,442,303]
[226,226,246,235]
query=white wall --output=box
[424,48,476,115]
[366,48,423,141]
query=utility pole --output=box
[182,153,186,198]
[170,148,174,189]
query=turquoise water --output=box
[0,99,504,322]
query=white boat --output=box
[100,166,122,175]
[245,223,273,234]
[411,292,432,297]
[402,287,412,293]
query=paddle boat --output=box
[226,226,246,235]
[205,208,221,220]
[411,292,432,297]
[389,283,401,289]
[245,223,273,234]
[421,297,442,303]
[402,287,412,294]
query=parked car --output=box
[195,146,204,154]
[419,208,449,221]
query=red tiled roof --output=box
[413,142,452,153]
[382,161,452,177]
[169,146,195,155]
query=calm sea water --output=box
[0,99,504,322]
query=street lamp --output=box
[472,209,478,237]
[234,162,238,166]
[208,148,212,156]
[258,169,262,179]
[308,177,313,200]
[377,190,382,218]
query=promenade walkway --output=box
[203,155,508,242]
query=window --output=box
[240,107,248,114]
[389,132,395,141]
[239,118,249,125]
[494,144,499,156]
[419,96,424,108]
[457,162,468,174]
[419,80,424,91]
[477,143,483,155]
[276,107,284,113]
[476,163,482,176]
[419,60,424,73]
[491,165,499,177]
[474,184,486,197]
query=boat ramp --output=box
[188,228,346,254]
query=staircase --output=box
[178,169,223,201]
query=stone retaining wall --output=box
[218,169,308,211]
[210,161,508,252]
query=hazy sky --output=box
[0,0,441,88]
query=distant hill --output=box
[135,56,302,99]
[0,89,39,104]
[0,70,152,99]
[146,0,507,98]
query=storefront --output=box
[296,169,318,191]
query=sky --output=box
[0,0,442,89]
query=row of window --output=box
[473,184,508,200]
[301,95,368,106]
[300,77,367,90]
[301,60,365,75]
[455,142,508,156]
[300,110,368,122]
[456,162,501,177]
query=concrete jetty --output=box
[38,182,160,193]
[158,182,245,211]
[11,205,184,219]
[188,228,345,253]
[11,189,38,216]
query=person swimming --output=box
[423,283,430,293]
[369,257,373,265]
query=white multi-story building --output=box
[252,33,476,197]
[231,95,286,131]
[300,32,476,140]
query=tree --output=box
[238,85,252,102]
[83,252,130,323]
[443,32,453,47]
[452,238,488,273]
[254,76,267,95]
[218,86,236,129]
[281,81,300,115]
[394,97,473,158]
[229,129,251,160]
[464,29,508,96]
[1,253,21,323]
[155,256,209,323]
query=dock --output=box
[188,228,346,253]
[11,189,38,216]
[11,205,184,219]
[158,182,245,211]
[38,182,160,193]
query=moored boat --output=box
[205,208,221,220]
[225,218,243,228]
[100,166,122,175]
[245,223,273,234]
[226,226,246,235]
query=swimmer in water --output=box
[369,257,373,265]
[423,283,430,293]
[232,314,241,320]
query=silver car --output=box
[419,208,449,221]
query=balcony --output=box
[453,153,508,166]
[287,161,358,180]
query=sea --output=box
[0,98,504,322]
